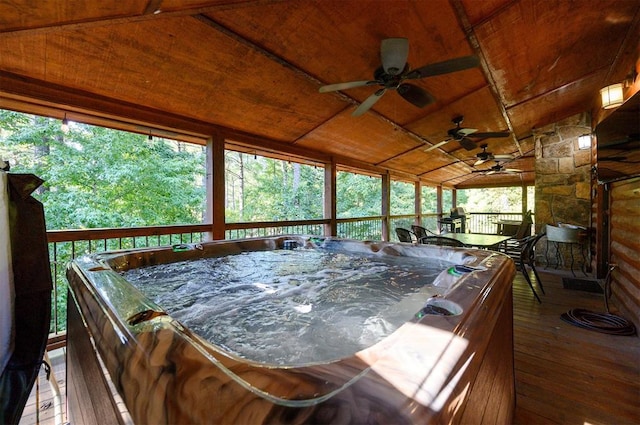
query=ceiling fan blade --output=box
[493,154,515,160]
[458,137,477,151]
[397,83,435,108]
[486,170,497,175]
[474,158,489,166]
[504,168,523,173]
[381,38,409,76]
[424,139,451,152]
[457,128,477,137]
[471,131,510,138]
[319,80,377,93]
[352,88,386,116]
[404,55,480,79]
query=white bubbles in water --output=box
[123,248,451,365]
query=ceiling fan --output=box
[473,144,514,166]
[318,38,479,116]
[472,160,522,175]
[425,115,510,152]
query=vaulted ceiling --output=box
[0,0,638,188]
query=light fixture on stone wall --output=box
[578,134,591,150]
[599,83,624,109]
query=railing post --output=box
[381,172,390,241]
[436,185,443,233]
[323,158,337,237]
[414,181,421,226]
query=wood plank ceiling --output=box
[0,0,638,188]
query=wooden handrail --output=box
[47,223,212,243]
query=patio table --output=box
[445,233,513,249]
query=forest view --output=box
[1,111,531,232]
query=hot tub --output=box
[66,236,516,424]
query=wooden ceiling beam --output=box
[0,0,287,35]
[0,70,216,138]
[450,0,523,157]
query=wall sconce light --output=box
[578,134,591,150]
[599,68,638,110]
[599,83,624,109]
[61,114,69,133]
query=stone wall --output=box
[534,112,593,271]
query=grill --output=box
[440,207,468,233]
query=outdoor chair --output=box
[420,236,464,247]
[411,225,437,243]
[395,227,415,243]
[518,233,546,303]
[502,210,533,259]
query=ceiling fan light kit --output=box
[381,38,409,75]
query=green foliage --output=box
[458,187,525,213]
[337,171,381,218]
[225,151,323,222]
[390,180,414,215]
[0,113,206,229]
[421,186,437,212]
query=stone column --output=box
[534,112,593,271]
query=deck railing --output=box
[45,211,527,342]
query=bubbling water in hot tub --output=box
[122,247,453,366]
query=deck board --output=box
[513,269,640,425]
[18,269,640,424]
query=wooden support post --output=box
[323,158,337,237]
[382,172,390,241]
[205,134,226,240]
[436,186,444,234]
[414,181,422,226]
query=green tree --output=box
[337,171,381,218]
[0,112,206,230]
[225,152,324,222]
[390,180,414,215]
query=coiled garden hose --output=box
[560,265,637,336]
[560,309,636,336]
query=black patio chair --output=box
[420,236,464,247]
[519,233,546,303]
[395,227,415,243]
[411,225,437,243]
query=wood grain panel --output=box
[66,294,124,425]
[0,1,148,32]
[472,0,639,106]
[609,177,640,329]
[296,110,424,165]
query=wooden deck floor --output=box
[513,269,640,425]
[18,347,66,425]
[19,269,640,425]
